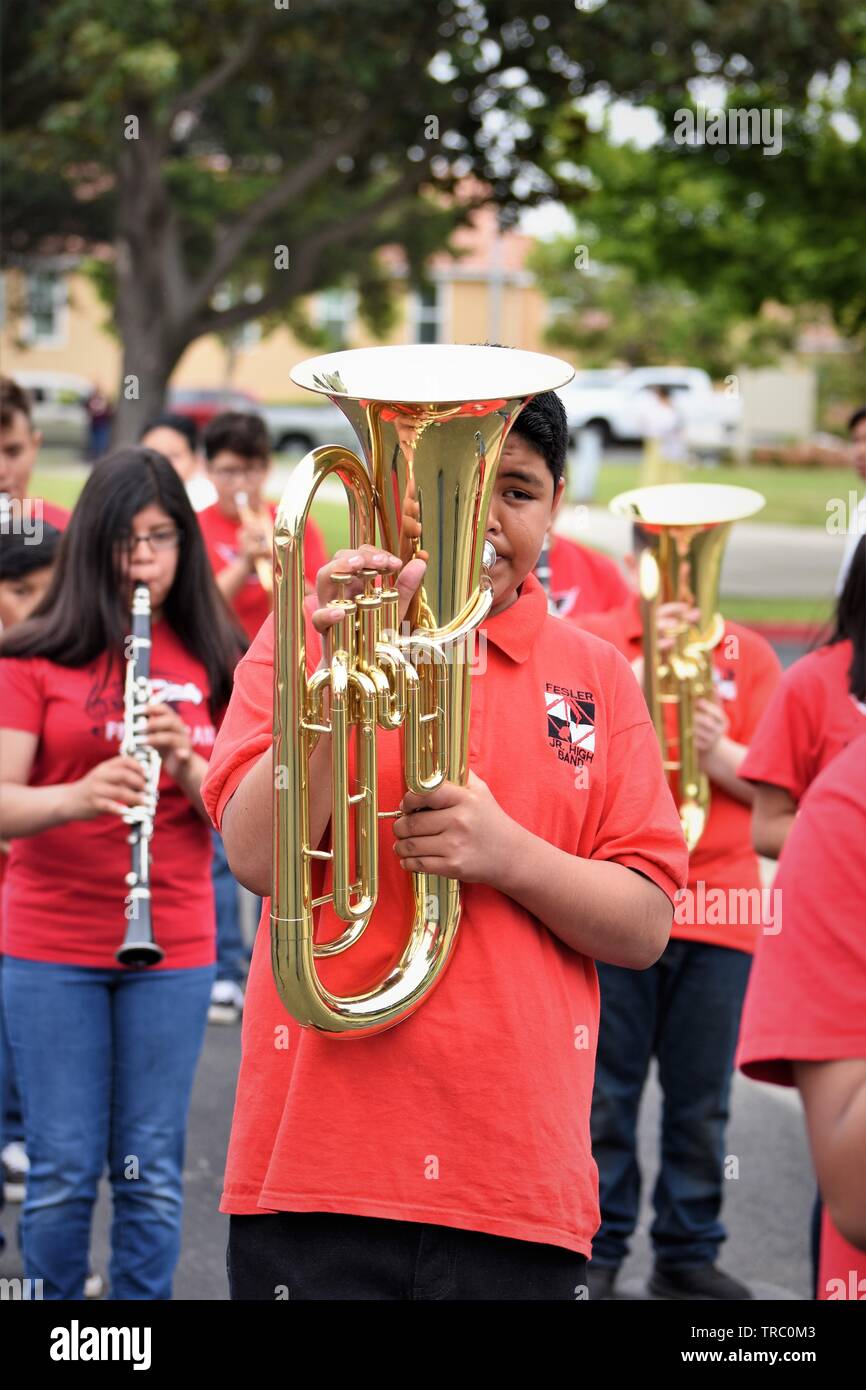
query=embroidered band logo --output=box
[545,683,596,766]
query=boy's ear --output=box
[550,475,566,521]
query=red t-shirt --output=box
[198,503,327,641]
[36,499,70,531]
[546,534,630,620]
[200,571,688,1256]
[738,640,866,801]
[736,734,866,1300]
[578,595,782,952]
[0,621,220,968]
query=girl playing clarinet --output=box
[0,449,245,1299]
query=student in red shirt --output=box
[0,448,246,1299]
[197,411,327,642]
[0,376,70,533]
[739,534,866,857]
[140,412,217,513]
[0,523,63,1251]
[527,407,628,620]
[537,529,630,620]
[200,387,689,1301]
[577,534,782,1299]
[737,734,866,1300]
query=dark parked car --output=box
[167,387,261,431]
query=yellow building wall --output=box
[1,270,120,389]
[2,269,553,404]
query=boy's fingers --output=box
[310,606,347,636]
[401,780,462,815]
[394,556,428,621]
[392,809,450,839]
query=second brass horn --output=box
[609,483,765,851]
[271,345,573,1038]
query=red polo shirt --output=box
[578,595,782,953]
[198,502,327,641]
[546,534,630,620]
[0,621,220,967]
[201,571,688,1256]
[737,735,866,1299]
[738,640,866,801]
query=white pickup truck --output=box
[558,366,741,455]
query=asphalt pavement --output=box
[0,1014,814,1301]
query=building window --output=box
[316,289,355,349]
[413,283,442,343]
[25,269,67,346]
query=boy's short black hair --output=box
[0,375,33,430]
[142,411,199,451]
[202,411,270,463]
[848,406,866,433]
[509,390,569,490]
[0,523,62,581]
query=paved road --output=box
[37,456,850,603]
[271,470,848,604]
[0,1015,814,1301]
[556,504,849,602]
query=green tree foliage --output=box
[539,1,866,358]
[2,1,862,433]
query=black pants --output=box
[228,1211,587,1301]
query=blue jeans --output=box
[590,938,752,1268]
[0,956,25,1150]
[211,829,253,986]
[2,957,214,1299]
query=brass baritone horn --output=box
[272,345,574,1038]
[609,484,765,852]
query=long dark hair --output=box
[0,447,248,716]
[824,533,865,702]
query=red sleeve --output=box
[196,507,224,577]
[736,734,866,1086]
[737,657,817,800]
[592,551,631,609]
[573,604,634,659]
[0,657,45,735]
[591,650,688,904]
[200,624,273,831]
[303,518,328,588]
[40,500,70,531]
[200,598,322,830]
[727,630,783,744]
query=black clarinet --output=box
[117,583,164,967]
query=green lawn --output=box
[34,453,857,529]
[591,461,856,528]
[28,463,841,626]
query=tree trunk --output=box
[112,324,178,447]
[111,123,191,447]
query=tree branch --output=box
[166,17,266,125]
[187,110,379,314]
[189,171,423,337]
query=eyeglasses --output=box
[211,462,267,480]
[116,526,182,554]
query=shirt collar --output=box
[483,571,549,663]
